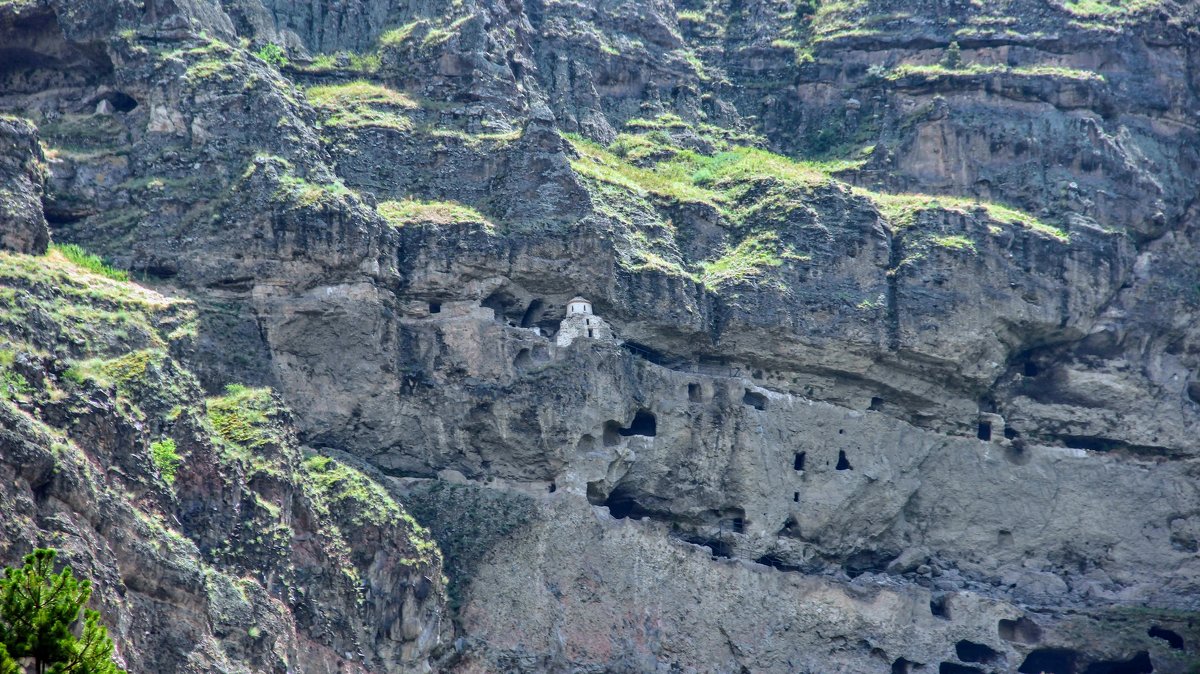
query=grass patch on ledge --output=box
[64,348,167,394]
[377,199,494,230]
[888,62,1104,83]
[855,188,1069,242]
[275,173,356,208]
[698,232,808,291]
[306,80,416,132]
[566,133,840,217]
[1054,0,1166,18]
[306,80,416,109]
[302,453,441,566]
[206,384,280,454]
[322,107,413,131]
[50,243,129,281]
[1,247,176,311]
[566,134,721,207]
[692,147,831,190]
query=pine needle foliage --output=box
[0,549,125,674]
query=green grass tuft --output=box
[50,244,129,282]
[377,199,493,230]
[306,80,416,109]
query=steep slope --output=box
[0,247,446,671]
[1,0,1199,671]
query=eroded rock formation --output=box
[1,0,1199,671]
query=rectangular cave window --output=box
[793,491,799,503]
[978,421,992,441]
[731,518,745,533]
[688,383,702,402]
[587,328,594,338]
[793,452,805,471]
[429,302,441,314]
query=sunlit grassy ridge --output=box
[566,120,1070,289]
[0,248,193,357]
[853,189,1068,241]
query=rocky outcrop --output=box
[0,117,49,254]
[1,0,1198,671]
[0,249,446,672]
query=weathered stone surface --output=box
[0,250,446,672]
[0,117,49,254]
[1,0,1199,671]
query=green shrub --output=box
[254,43,287,67]
[150,439,181,484]
[0,370,31,401]
[941,41,962,69]
[377,199,493,229]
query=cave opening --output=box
[869,396,885,411]
[1082,651,1153,674]
[1147,626,1183,650]
[1017,648,1078,674]
[794,452,806,471]
[843,549,895,577]
[743,389,767,410]
[514,348,532,370]
[930,594,951,620]
[793,491,799,502]
[429,302,441,314]
[107,90,138,112]
[1024,360,1040,377]
[619,409,657,437]
[892,658,920,674]
[955,640,1000,664]
[836,450,852,471]
[598,484,648,520]
[939,664,983,674]
[999,617,1042,644]
[688,383,702,402]
[519,299,542,327]
[754,553,800,572]
[682,536,733,559]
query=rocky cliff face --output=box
[2,0,1199,671]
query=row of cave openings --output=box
[902,606,1184,674]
